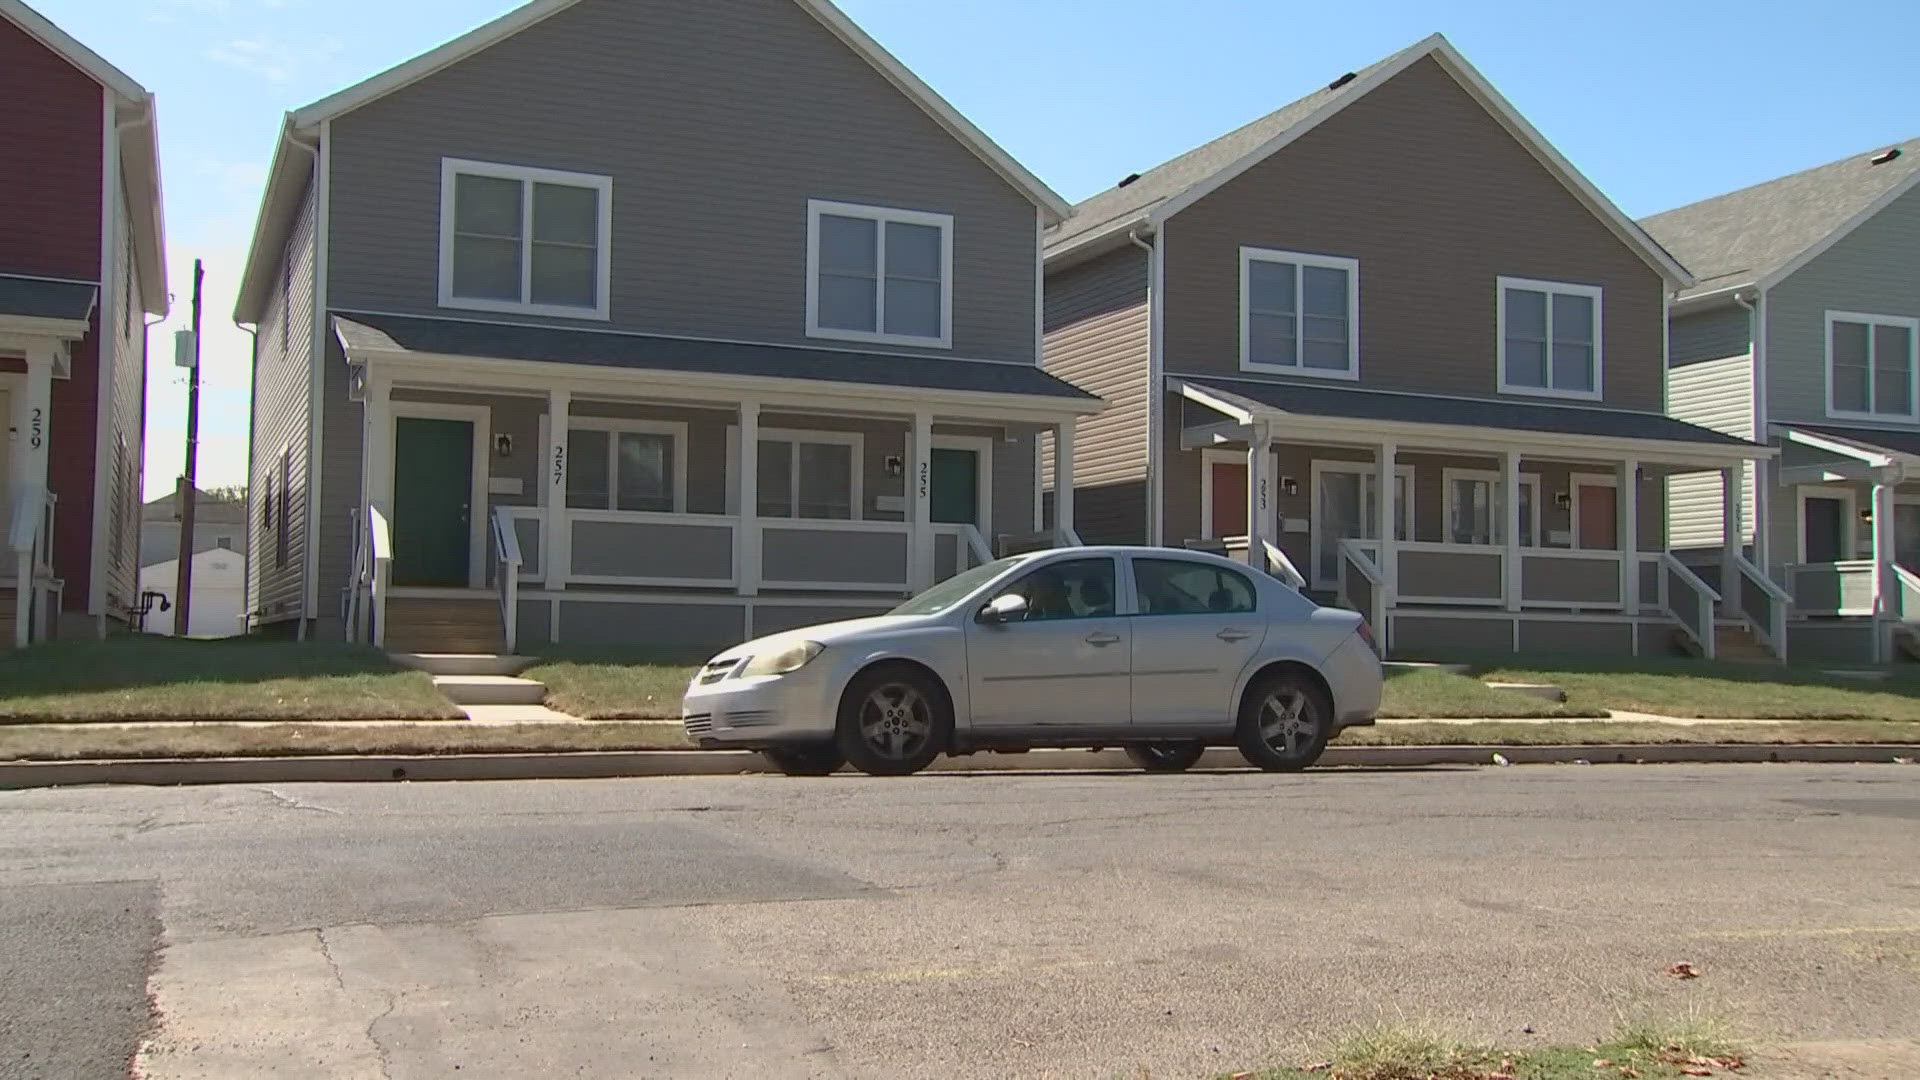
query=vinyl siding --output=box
[250,174,316,625]
[1669,305,1751,367]
[1041,246,1149,543]
[314,337,362,632]
[325,0,1038,365]
[1766,182,1920,427]
[1161,55,1667,410]
[1666,352,1755,551]
[0,15,104,282]
[103,174,146,615]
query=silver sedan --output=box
[681,546,1382,776]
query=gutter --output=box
[1128,226,1162,545]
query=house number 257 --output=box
[28,407,43,450]
[552,445,565,486]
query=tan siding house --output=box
[1045,34,1767,660]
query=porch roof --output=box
[334,312,1099,404]
[0,275,98,324]
[1778,424,1920,467]
[1177,376,1769,463]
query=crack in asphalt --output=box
[251,787,343,816]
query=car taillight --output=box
[1354,620,1380,658]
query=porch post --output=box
[362,373,393,514]
[1871,479,1895,661]
[17,346,55,648]
[1246,421,1271,572]
[736,401,759,596]
[1377,441,1397,600]
[1053,420,1075,546]
[1721,465,1744,610]
[1619,459,1639,615]
[1502,449,1521,612]
[544,390,570,592]
[909,410,933,591]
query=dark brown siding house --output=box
[1043,34,1773,659]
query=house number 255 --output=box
[917,461,929,499]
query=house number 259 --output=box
[552,445,565,486]
[28,407,43,450]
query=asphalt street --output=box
[2,764,1918,1079]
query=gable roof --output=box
[1045,34,1690,287]
[1639,137,1920,305]
[0,0,169,314]
[238,0,1064,320]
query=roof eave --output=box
[234,118,318,324]
[116,96,169,315]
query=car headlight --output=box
[739,641,823,677]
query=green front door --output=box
[930,447,979,525]
[392,417,473,586]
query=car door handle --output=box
[1085,632,1122,646]
[1217,628,1253,642]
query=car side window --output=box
[1133,558,1257,616]
[990,558,1117,622]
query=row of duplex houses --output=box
[220,0,1909,664]
[1,0,168,649]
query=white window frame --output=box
[1795,484,1859,563]
[1442,467,1543,547]
[806,199,954,350]
[1239,246,1360,380]
[1497,276,1603,402]
[1823,310,1920,422]
[725,426,866,521]
[537,416,688,514]
[1308,459,1415,589]
[438,157,613,321]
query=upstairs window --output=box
[807,200,952,348]
[1240,247,1358,378]
[439,158,611,319]
[1499,277,1601,400]
[1827,311,1918,420]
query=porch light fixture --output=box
[1555,492,1572,510]
[495,434,513,458]
[1281,477,1299,496]
[1860,508,1875,523]
[885,455,904,477]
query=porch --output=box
[1175,377,1779,660]
[332,313,1098,651]
[1,275,91,648]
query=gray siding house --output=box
[1643,137,1920,662]
[1043,35,1771,659]
[234,0,1098,651]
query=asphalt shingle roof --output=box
[0,274,97,322]
[332,312,1099,401]
[1638,138,1920,301]
[1181,376,1760,448]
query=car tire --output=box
[835,663,950,777]
[1235,668,1332,772]
[761,746,846,777]
[1124,741,1206,772]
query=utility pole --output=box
[172,259,203,636]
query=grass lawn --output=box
[1438,653,1920,721]
[522,646,708,720]
[1232,1021,1746,1080]
[0,637,460,722]
[1377,668,1602,719]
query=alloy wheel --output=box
[858,682,932,761]
[1258,688,1318,759]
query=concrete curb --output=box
[1,743,1915,790]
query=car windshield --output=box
[887,556,1027,616]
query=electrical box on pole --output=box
[174,328,197,368]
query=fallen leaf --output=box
[1301,1063,1331,1073]
[1667,961,1700,979]
[1680,1069,1714,1077]
[1594,1060,1614,1068]
[1618,1068,1640,1079]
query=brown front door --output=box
[1577,484,1618,550]
[1210,461,1247,538]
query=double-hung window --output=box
[1444,469,1541,547]
[807,200,952,348]
[1499,277,1601,399]
[1240,247,1358,378]
[729,429,863,520]
[564,420,684,513]
[439,158,612,319]
[1827,311,1919,421]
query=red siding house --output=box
[0,0,167,647]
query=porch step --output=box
[431,674,548,706]
[1893,625,1920,664]
[390,652,536,677]
[382,597,503,654]
[1712,624,1777,664]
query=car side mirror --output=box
[976,593,1028,625]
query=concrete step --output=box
[431,674,548,706]
[391,652,535,677]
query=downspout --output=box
[284,124,320,641]
[1734,290,1766,572]
[1127,226,1161,546]
[236,320,259,634]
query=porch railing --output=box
[9,486,57,648]
[1661,553,1720,660]
[1379,541,1626,610]
[1220,535,1307,590]
[1785,561,1878,617]
[1892,564,1920,622]
[1728,553,1791,662]
[347,505,393,648]
[490,506,522,655]
[1336,539,1388,652]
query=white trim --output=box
[1822,309,1919,422]
[1146,229,1165,546]
[805,199,953,350]
[1128,34,1690,286]
[1568,472,1619,551]
[1441,467,1541,546]
[388,400,491,589]
[89,88,117,619]
[724,425,866,521]
[1497,276,1603,401]
[540,415,689,514]
[437,157,613,321]
[1239,246,1359,379]
[305,122,331,630]
[929,432,994,536]
[1796,484,1859,564]
[1309,459,1413,589]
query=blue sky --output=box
[29,0,1917,497]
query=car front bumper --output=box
[680,663,840,748]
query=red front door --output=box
[1210,462,1247,538]
[1577,485,1618,550]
